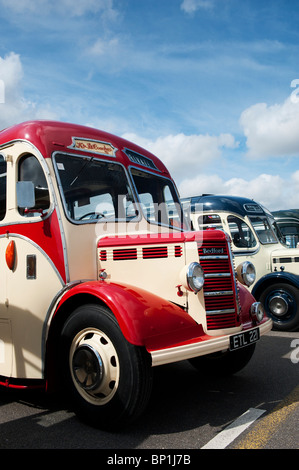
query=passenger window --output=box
[198,213,223,230]
[0,155,7,220]
[227,215,257,249]
[18,154,50,216]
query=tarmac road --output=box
[0,329,298,452]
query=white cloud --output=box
[291,170,299,186]
[181,0,214,13]
[0,52,59,128]
[178,172,299,211]
[122,132,238,178]
[89,37,120,56]
[0,52,23,97]
[0,52,30,127]
[240,94,299,158]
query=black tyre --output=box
[189,343,256,376]
[60,304,153,430]
[259,283,299,331]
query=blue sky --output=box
[1,0,299,210]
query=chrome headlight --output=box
[250,302,264,322]
[236,261,256,287]
[186,262,205,293]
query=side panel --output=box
[98,241,187,306]
[0,234,64,379]
[271,249,299,275]
[0,142,67,380]
[0,319,12,377]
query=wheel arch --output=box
[44,280,203,389]
[252,272,299,300]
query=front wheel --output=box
[60,304,153,430]
[189,343,256,376]
[259,283,299,331]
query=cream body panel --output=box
[98,242,186,304]
[0,235,63,379]
[97,234,207,324]
[270,247,299,275]
[0,320,13,377]
[232,244,275,291]
[61,221,98,281]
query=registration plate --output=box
[229,327,260,351]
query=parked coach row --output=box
[0,121,271,430]
[182,195,299,332]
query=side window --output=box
[0,155,7,220]
[18,154,50,217]
[250,216,277,244]
[227,215,257,249]
[198,213,223,230]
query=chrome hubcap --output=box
[72,344,104,391]
[70,328,120,405]
[268,294,289,316]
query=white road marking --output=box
[201,408,266,449]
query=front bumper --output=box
[149,318,272,367]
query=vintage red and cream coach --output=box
[0,121,272,429]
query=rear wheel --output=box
[60,304,153,430]
[259,283,299,331]
[189,343,256,376]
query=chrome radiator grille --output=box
[198,239,240,330]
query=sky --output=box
[1,0,299,211]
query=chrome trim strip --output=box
[36,151,70,283]
[204,290,233,296]
[227,240,240,314]
[206,308,236,315]
[205,273,231,278]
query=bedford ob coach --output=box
[182,194,299,332]
[0,122,271,429]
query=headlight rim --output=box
[250,301,265,322]
[186,261,205,294]
[237,261,256,287]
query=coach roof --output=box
[182,194,269,218]
[0,120,169,175]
